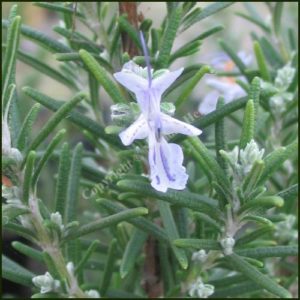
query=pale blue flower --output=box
[199,51,252,115]
[113,61,201,192]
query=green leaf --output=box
[192,25,224,42]
[2,19,72,53]
[79,49,125,103]
[180,2,234,32]
[2,205,29,226]
[120,228,148,278]
[150,28,160,56]
[173,207,189,238]
[64,143,83,264]
[109,25,121,58]
[13,48,77,89]
[16,104,40,151]
[100,239,117,296]
[288,28,296,51]
[225,253,292,298]
[186,137,231,197]
[22,151,36,204]
[208,274,247,287]
[219,39,249,79]
[239,196,284,213]
[64,207,148,241]
[239,100,255,149]
[240,214,273,227]
[65,143,83,223]
[4,222,36,242]
[253,41,271,82]
[55,52,113,72]
[12,241,43,262]
[173,238,221,250]
[75,240,100,275]
[259,37,284,69]
[158,201,188,269]
[215,97,227,170]
[171,97,248,144]
[117,179,219,217]
[42,251,63,280]
[242,160,265,196]
[23,89,87,156]
[55,143,71,217]
[2,15,21,106]
[169,40,201,63]
[213,281,261,298]
[158,242,174,294]
[53,26,100,53]
[257,140,298,185]
[235,226,274,247]
[175,65,211,108]
[34,2,84,17]
[22,87,122,148]
[2,254,35,287]
[273,3,283,36]
[157,6,182,68]
[235,245,298,258]
[32,129,66,187]
[277,184,298,209]
[248,76,260,114]
[97,198,168,242]
[194,212,223,232]
[118,15,142,49]
[235,12,271,33]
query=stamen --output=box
[139,31,152,88]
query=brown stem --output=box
[143,235,163,298]
[119,2,140,57]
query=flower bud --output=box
[275,64,296,91]
[240,140,264,174]
[85,289,101,298]
[188,277,214,298]
[220,236,235,255]
[32,272,60,294]
[50,212,64,231]
[192,249,207,262]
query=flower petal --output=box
[198,90,220,115]
[113,70,148,95]
[160,113,202,136]
[206,78,233,93]
[119,114,148,146]
[148,136,188,192]
[152,68,184,97]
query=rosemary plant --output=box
[2,2,298,298]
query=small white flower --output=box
[275,64,296,91]
[240,140,264,174]
[220,236,235,255]
[188,277,214,298]
[50,212,64,231]
[85,289,101,298]
[2,86,22,163]
[66,262,75,275]
[192,249,208,262]
[2,185,20,203]
[32,272,60,294]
